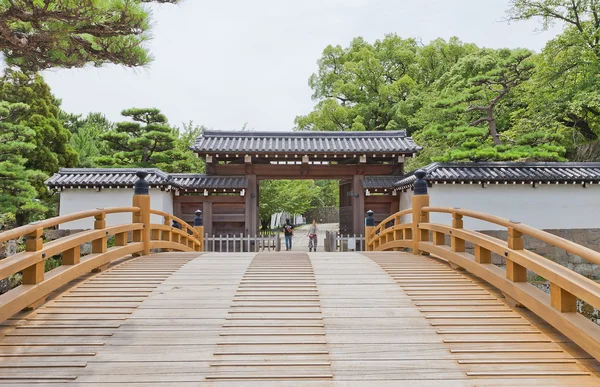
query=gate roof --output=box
[191,130,421,157]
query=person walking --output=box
[283,219,294,251]
[307,220,318,252]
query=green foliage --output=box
[296,35,478,134]
[0,69,77,175]
[415,48,565,163]
[171,121,206,173]
[259,180,319,224]
[508,1,600,151]
[259,180,339,229]
[96,108,192,172]
[0,100,47,225]
[64,112,113,168]
[300,32,571,165]
[0,0,179,71]
[312,180,339,208]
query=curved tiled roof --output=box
[170,174,247,189]
[191,130,422,155]
[46,168,247,190]
[395,162,600,190]
[362,176,403,189]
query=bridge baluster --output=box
[506,227,527,282]
[474,245,491,264]
[550,282,577,312]
[433,231,445,245]
[63,245,81,265]
[92,212,107,254]
[451,213,465,253]
[91,212,109,272]
[22,227,44,285]
[114,232,127,247]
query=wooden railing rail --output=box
[0,207,140,244]
[368,208,412,239]
[0,171,203,323]
[150,209,200,238]
[422,206,600,266]
[365,168,600,361]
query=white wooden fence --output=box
[324,231,366,252]
[204,234,280,252]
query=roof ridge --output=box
[201,130,409,138]
[393,161,600,190]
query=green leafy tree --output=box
[507,1,600,156]
[0,69,77,174]
[0,0,179,71]
[63,112,113,168]
[259,180,319,229]
[508,0,600,59]
[311,180,339,208]
[416,48,565,162]
[0,101,47,225]
[296,36,478,134]
[296,35,420,132]
[96,107,189,172]
[171,121,205,173]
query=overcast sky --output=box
[42,0,561,131]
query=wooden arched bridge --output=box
[1,171,600,385]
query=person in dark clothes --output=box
[283,219,294,251]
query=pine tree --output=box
[0,101,47,225]
[0,0,179,71]
[0,69,78,174]
[96,108,189,172]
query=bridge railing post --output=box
[22,225,47,309]
[22,227,44,285]
[506,226,526,282]
[412,170,429,255]
[91,211,109,272]
[365,210,375,251]
[193,209,204,252]
[451,212,465,253]
[133,171,151,256]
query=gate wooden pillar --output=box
[245,174,258,237]
[352,175,365,236]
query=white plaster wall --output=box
[399,190,413,224]
[59,188,174,229]
[428,184,600,231]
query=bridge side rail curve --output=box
[0,171,203,323]
[366,169,600,362]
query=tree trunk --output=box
[487,110,502,145]
[561,115,598,141]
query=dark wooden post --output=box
[194,209,204,252]
[245,175,258,237]
[352,175,365,236]
[203,201,213,237]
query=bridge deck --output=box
[1,251,599,385]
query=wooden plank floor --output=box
[0,251,599,385]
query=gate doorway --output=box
[175,129,420,250]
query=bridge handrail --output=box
[0,207,141,244]
[422,206,600,266]
[0,198,204,323]
[369,209,412,239]
[150,209,199,237]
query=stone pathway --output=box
[285,223,338,252]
